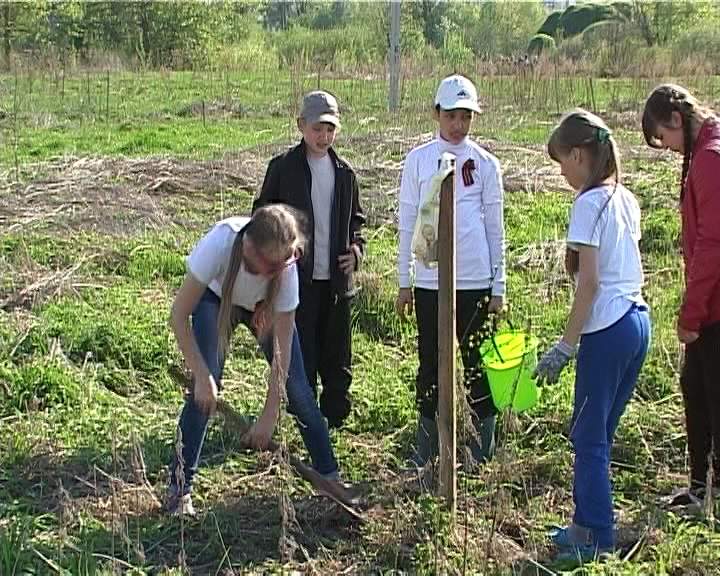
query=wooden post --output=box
[437,161,456,516]
[105,70,110,124]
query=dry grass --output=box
[0,153,267,236]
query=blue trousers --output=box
[170,289,338,494]
[571,304,650,548]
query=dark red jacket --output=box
[680,118,720,331]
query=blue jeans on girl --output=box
[571,303,650,549]
[169,289,338,495]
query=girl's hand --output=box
[677,324,699,344]
[243,412,276,451]
[533,340,576,386]
[338,250,357,275]
[194,372,218,415]
[395,288,414,319]
[487,295,505,314]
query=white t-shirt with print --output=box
[307,153,335,280]
[567,184,646,334]
[186,216,299,313]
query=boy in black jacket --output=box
[253,90,365,429]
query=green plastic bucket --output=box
[480,330,540,413]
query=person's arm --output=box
[338,171,366,274]
[534,245,598,386]
[170,273,217,414]
[535,191,602,386]
[481,156,506,312]
[349,172,366,270]
[396,152,419,318]
[562,245,599,347]
[243,310,294,450]
[679,149,720,338]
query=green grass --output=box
[3,117,290,165]
[4,70,720,167]
[2,70,720,574]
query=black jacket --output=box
[252,140,365,298]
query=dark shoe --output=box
[410,415,438,467]
[467,413,496,464]
[320,392,351,429]
[660,486,707,517]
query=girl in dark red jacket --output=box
[643,84,720,501]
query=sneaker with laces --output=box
[554,543,615,564]
[549,523,593,548]
[548,524,614,564]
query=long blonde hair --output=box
[548,108,621,275]
[217,204,305,357]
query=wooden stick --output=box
[437,164,457,517]
[216,399,364,522]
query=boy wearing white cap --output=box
[396,75,507,466]
[253,90,365,430]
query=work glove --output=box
[533,340,576,386]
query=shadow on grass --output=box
[0,428,364,573]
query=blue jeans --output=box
[571,303,650,548]
[170,289,338,494]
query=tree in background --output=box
[537,2,628,41]
[2,2,13,70]
[1,0,719,75]
[534,1,717,50]
[1,0,255,68]
[630,0,702,47]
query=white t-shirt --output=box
[398,136,506,294]
[567,184,646,334]
[307,153,335,280]
[186,216,299,313]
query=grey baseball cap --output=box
[300,90,340,127]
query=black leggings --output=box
[680,321,720,488]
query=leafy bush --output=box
[560,3,626,38]
[528,33,557,56]
[673,22,720,74]
[272,25,385,70]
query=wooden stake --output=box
[389,0,401,112]
[105,70,110,124]
[437,164,456,517]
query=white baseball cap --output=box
[434,75,481,113]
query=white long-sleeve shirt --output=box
[398,135,506,294]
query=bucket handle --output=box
[488,317,515,364]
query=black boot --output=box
[467,413,496,464]
[411,415,438,467]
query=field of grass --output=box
[1,68,719,575]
